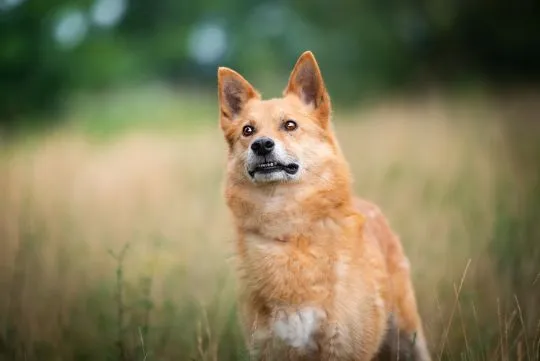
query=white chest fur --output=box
[242,232,332,351]
[273,306,326,350]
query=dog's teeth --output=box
[257,162,279,169]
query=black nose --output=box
[251,137,275,156]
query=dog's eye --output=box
[284,120,298,132]
[242,125,255,137]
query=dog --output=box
[217,51,431,361]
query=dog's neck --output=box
[226,165,358,242]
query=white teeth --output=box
[258,162,277,168]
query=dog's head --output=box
[218,51,345,186]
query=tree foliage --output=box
[1,0,539,128]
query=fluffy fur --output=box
[217,51,431,361]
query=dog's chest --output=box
[242,232,337,305]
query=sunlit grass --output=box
[0,89,538,360]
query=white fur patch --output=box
[272,307,325,350]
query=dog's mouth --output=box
[248,161,300,177]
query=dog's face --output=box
[218,51,341,186]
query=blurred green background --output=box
[0,1,539,360]
[2,0,540,131]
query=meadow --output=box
[0,86,539,361]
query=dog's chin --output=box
[250,170,293,183]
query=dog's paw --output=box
[272,307,325,350]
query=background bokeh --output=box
[1,1,539,360]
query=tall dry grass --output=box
[0,92,539,360]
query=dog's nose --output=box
[251,137,275,156]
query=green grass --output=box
[0,87,539,360]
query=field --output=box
[0,87,539,361]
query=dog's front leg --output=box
[319,321,351,361]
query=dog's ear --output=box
[284,51,331,126]
[218,67,260,123]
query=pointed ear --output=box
[284,51,331,124]
[218,67,260,122]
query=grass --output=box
[0,87,539,360]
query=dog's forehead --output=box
[245,98,304,123]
